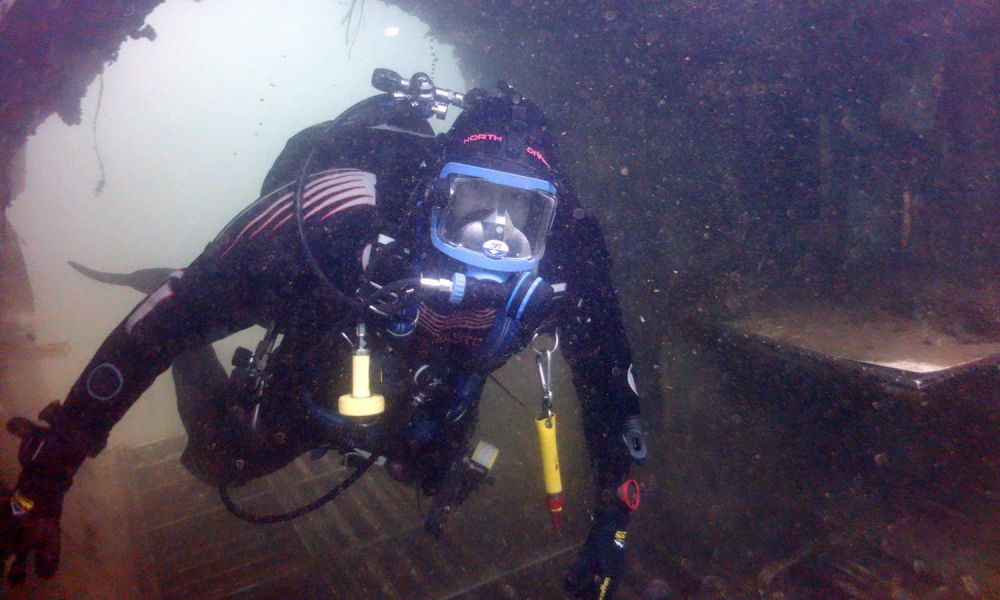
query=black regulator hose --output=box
[223,93,443,525]
[292,141,433,317]
[219,382,428,524]
[218,452,377,524]
[293,142,366,311]
[241,162,438,524]
[293,92,436,312]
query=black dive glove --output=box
[0,405,89,584]
[565,479,640,600]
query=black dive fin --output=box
[68,261,177,294]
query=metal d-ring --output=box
[530,330,559,356]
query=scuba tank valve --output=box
[532,332,564,532]
[371,68,465,119]
[338,323,385,417]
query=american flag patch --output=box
[218,169,376,257]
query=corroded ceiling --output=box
[0,0,163,205]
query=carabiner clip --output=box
[531,332,558,416]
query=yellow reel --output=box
[338,351,385,417]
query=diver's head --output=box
[429,84,559,277]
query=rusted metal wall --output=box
[0,0,163,208]
[387,0,999,328]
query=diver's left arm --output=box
[544,211,645,599]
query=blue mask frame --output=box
[430,162,557,275]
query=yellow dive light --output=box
[535,412,564,532]
[338,324,384,417]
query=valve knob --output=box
[372,68,402,93]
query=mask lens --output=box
[437,175,555,261]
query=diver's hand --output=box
[1,411,87,584]
[0,488,63,584]
[564,504,630,599]
[565,478,639,599]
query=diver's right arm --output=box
[1,168,379,583]
[20,167,380,468]
[1,258,262,584]
[49,261,264,456]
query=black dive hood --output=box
[441,83,560,184]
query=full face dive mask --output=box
[430,162,557,280]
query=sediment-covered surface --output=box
[656,313,999,598]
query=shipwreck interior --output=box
[0,1,997,598]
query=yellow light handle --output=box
[351,352,371,398]
[338,351,384,417]
[535,413,562,496]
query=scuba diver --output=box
[0,70,646,599]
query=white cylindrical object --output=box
[352,352,371,398]
[338,351,384,417]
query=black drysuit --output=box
[34,117,641,513]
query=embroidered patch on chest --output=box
[415,302,497,348]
